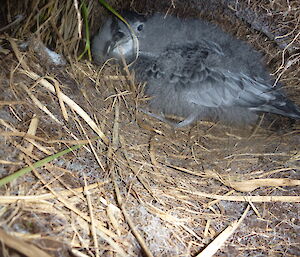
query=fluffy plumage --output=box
[92,11,300,127]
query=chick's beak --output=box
[107,30,137,63]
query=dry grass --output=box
[0,0,299,256]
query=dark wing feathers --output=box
[147,43,276,108]
[136,41,300,120]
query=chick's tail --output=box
[254,96,300,119]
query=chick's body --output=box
[92,12,300,127]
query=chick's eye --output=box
[137,24,144,31]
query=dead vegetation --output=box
[0,0,299,256]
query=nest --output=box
[0,0,299,256]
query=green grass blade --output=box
[78,1,92,61]
[97,0,129,26]
[0,144,83,188]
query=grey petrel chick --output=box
[92,11,300,127]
